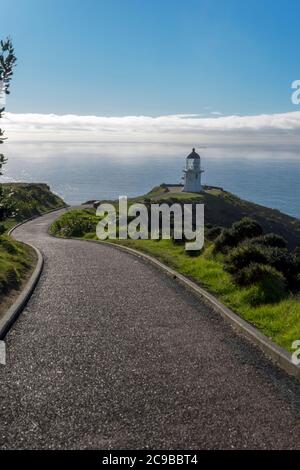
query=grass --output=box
[0,182,66,316]
[132,185,300,249]
[0,236,36,319]
[0,182,66,233]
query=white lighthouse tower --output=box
[183,148,204,193]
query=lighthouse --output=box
[183,148,204,193]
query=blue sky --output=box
[2,0,300,116]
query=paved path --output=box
[1,210,300,449]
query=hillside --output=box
[0,183,66,230]
[131,185,300,249]
[0,183,66,318]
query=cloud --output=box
[3,110,300,145]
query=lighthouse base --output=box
[183,183,203,193]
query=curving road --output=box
[0,209,300,449]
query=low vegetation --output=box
[0,183,66,233]
[50,208,96,238]
[0,236,36,316]
[0,183,65,317]
[50,185,300,352]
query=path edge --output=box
[0,207,66,339]
[94,239,300,381]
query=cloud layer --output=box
[3,110,300,145]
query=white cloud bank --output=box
[3,111,300,145]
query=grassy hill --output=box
[0,183,66,320]
[132,185,300,249]
[0,238,37,319]
[55,184,300,249]
[0,182,66,232]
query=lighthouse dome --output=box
[187,148,200,159]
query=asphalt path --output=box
[0,210,300,449]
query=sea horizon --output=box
[2,140,300,219]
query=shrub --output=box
[264,247,298,287]
[214,228,240,253]
[214,218,263,253]
[241,280,287,306]
[51,212,97,238]
[224,243,269,273]
[233,263,287,304]
[226,242,298,288]
[206,226,222,241]
[293,248,300,272]
[294,246,300,258]
[249,233,287,249]
[233,262,284,285]
[232,217,263,240]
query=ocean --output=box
[2,142,300,219]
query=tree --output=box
[0,38,17,174]
[0,38,16,225]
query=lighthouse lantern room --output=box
[183,148,204,193]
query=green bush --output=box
[51,212,97,238]
[293,248,300,272]
[224,243,269,273]
[233,262,284,285]
[214,228,240,253]
[249,233,287,249]
[206,225,222,241]
[264,247,298,287]
[214,218,263,253]
[232,217,263,240]
[225,241,298,288]
[233,263,287,304]
[241,280,287,306]
[294,246,300,258]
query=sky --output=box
[2,0,300,144]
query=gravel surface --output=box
[0,210,300,449]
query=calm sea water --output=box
[2,142,300,219]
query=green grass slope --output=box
[0,183,66,318]
[135,185,300,249]
[1,183,66,227]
